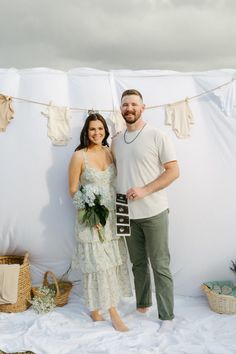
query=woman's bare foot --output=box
[111,317,129,332]
[90,310,104,321]
[109,307,129,332]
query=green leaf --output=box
[97,227,105,242]
[77,195,109,241]
[90,210,100,227]
[78,209,86,223]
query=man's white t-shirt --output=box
[112,124,177,219]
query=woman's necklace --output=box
[123,123,147,144]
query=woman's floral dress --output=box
[72,150,132,311]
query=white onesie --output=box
[42,103,71,145]
[109,110,126,135]
[165,99,194,138]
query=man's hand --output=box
[126,161,179,201]
[127,187,147,201]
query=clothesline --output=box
[2,77,235,113]
[146,78,235,109]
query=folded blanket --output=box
[0,264,20,304]
[204,280,236,298]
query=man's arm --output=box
[127,160,179,200]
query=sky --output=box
[0,0,235,72]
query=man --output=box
[112,89,179,332]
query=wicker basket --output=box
[32,270,72,307]
[0,252,32,313]
[201,284,236,314]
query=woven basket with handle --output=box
[0,252,31,313]
[32,270,72,307]
[201,284,236,314]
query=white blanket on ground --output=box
[0,289,236,354]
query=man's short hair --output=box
[121,89,143,102]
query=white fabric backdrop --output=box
[0,68,236,296]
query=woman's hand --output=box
[95,223,102,230]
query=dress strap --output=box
[81,150,89,169]
[103,146,114,163]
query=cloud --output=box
[0,0,235,71]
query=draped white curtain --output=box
[0,68,236,295]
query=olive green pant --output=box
[126,209,174,320]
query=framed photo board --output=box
[116,193,130,236]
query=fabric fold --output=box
[0,264,20,304]
[213,79,236,118]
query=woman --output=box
[68,113,132,332]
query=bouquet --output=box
[73,185,109,242]
[30,286,56,314]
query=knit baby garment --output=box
[165,99,194,138]
[41,102,71,145]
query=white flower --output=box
[73,184,108,209]
[82,185,97,206]
[73,189,85,209]
[30,286,56,314]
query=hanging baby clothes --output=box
[165,99,194,138]
[0,94,14,132]
[213,79,236,118]
[109,110,126,135]
[41,102,71,145]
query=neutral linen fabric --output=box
[71,150,132,311]
[112,124,177,219]
[165,99,194,138]
[0,94,14,132]
[0,264,20,304]
[41,102,71,145]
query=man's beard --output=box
[122,111,142,125]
